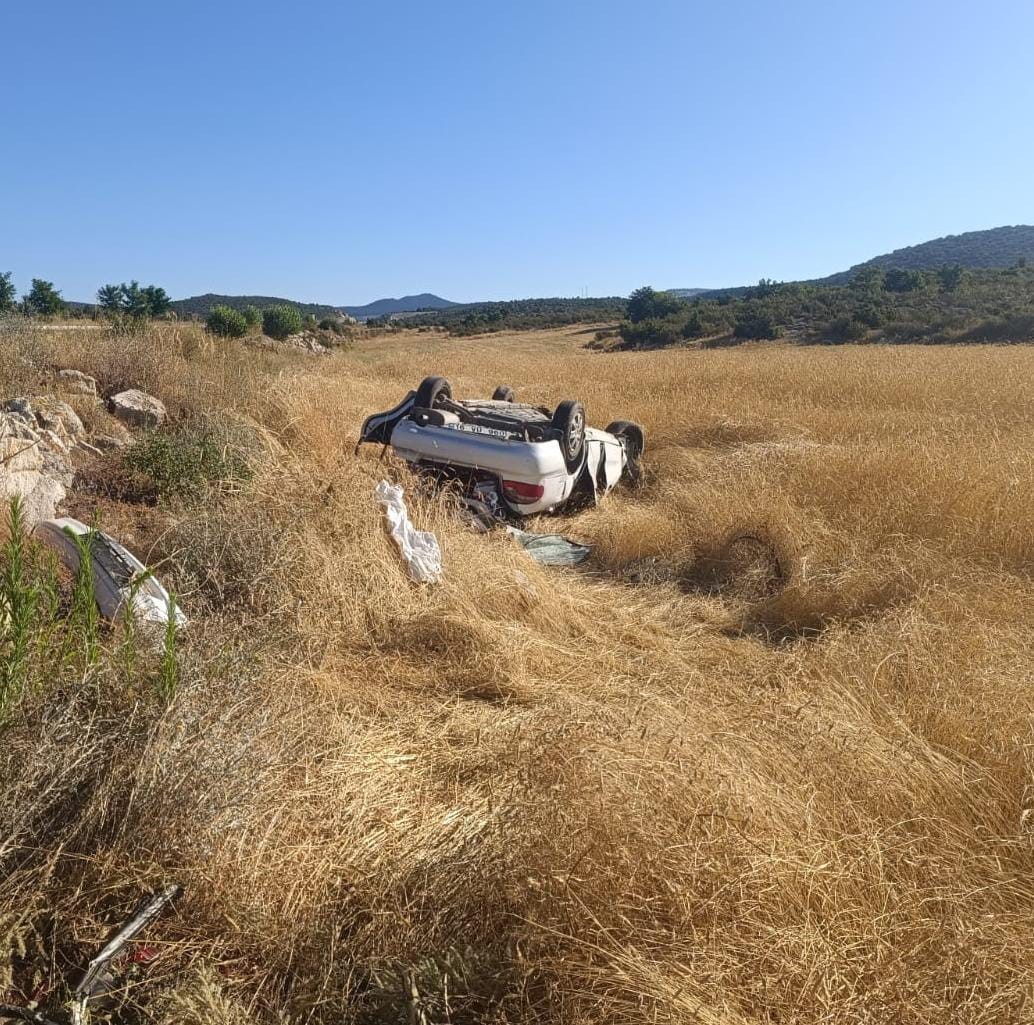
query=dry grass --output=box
[2,319,1034,1022]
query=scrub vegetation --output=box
[612,262,1034,349]
[1,317,1033,1023]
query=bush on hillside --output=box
[319,316,348,335]
[822,315,868,344]
[206,305,249,338]
[242,305,262,329]
[883,268,927,293]
[626,286,686,324]
[618,316,684,349]
[263,304,303,340]
[681,305,734,340]
[733,310,780,340]
[961,311,1034,343]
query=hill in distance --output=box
[340,293,458,320]
[170,293,342,320]
[170,292,459,322]
[814,225,1034,286]
[681,225,1034,299]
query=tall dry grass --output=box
[1,320,1033,1023]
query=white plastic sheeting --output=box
[375,479,443,583]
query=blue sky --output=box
[3,0,1033,304]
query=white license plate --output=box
[441,423,514,439]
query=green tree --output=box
[24,279,64,316]
[626,286,685,324]
[142,285,172,317]
[118,280,149,318]
[0,272,17,314]
[97,281,172,318]
[753,278,780,298]
[241,305,262,329]
[206,305,249,338]
[883,268,926,293]
[97,283,124,313]
[263,304,303,340]
[850,265,885,294]
[937,264,966,293]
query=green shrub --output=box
[618,316,684,349]
[733,310,780,340]
[125,418,255,500]
[319,316,347,335]
[883,268,927,293]
[626,287,686,324]
[263,304,303,340]
[937,264,966,293]
[961,311,1034,343]
[241,305,262,329]
[823,316,867,344]
[206,305,249,338]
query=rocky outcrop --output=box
[108,389,167,429]
[56,369,99,396]
[0,399,78,524]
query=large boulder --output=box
[108,389,167,429]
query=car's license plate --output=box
[442,423,514,439]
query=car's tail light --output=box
[501,479,545,504]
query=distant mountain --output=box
[668,288,711,299]
[818,225,1034,286]
[340,293,458,320]
[170,291,459,322]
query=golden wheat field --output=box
[2,320,1034,1023]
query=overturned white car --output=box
[359,376,644,519]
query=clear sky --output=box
[3,0,1033,305]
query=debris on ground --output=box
[505,525,592,567]
[0,884,182,1025]
[34,517,187,630]
[375,479,442,583]
[70,884,182,1025]
[108,389,167,429]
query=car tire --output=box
[551,399,586,472]
[605,420,645,461]
[415,376,452,409]
[492,385,515,402]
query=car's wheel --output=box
[415,376,452,409]
[492,385,515,402]
[551,399,586,471]
[605,420,645,461]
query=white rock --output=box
[108,389,167,429]
[0,413,71,525]
[31,397,85,442]
[56,369,98,396]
